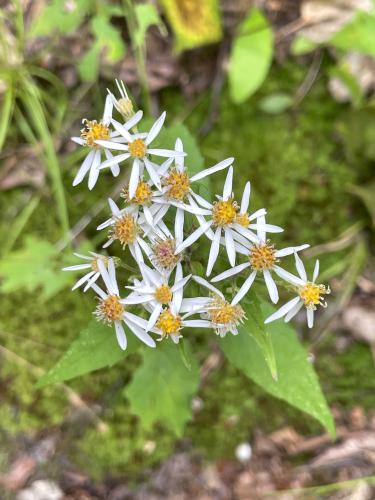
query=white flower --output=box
[97,198,150,262]
[62,252,112,291]
[107,79,134,119]
[211,215,309,304]
[95,111,185,199]
[265,253,330,328]
[152,138,234,235]
[189,276,246,338]
[175,167,283,276]
[122,262,191,332]
[91,258,156,350]
[71,95,143,190]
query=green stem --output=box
[123,0,152,115]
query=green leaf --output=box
[124,341,199,436]
[243,293,277,380]
[331,10,375,57]
[29,0,91,37]
[160,0,222,52]
[228,8,274,104]
[134,3,163,47]
[91,15,126,63]
[259,93,293,114]
[220,303,335,436]
[0,236,71,300]
[37,320,137,387]
[78,43,100,82]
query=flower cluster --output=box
[64,80,330,350]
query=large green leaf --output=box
[134,3,163,47]
[243,293,277,380]
[29,0,91,37]
[220,303,335,436]
[0,236,71,300]
[228,8,274,104]
[124,341,199,436]
[37,320,137,387]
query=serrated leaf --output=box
[220,303,335,436]
[37,320,137,387]
[160,0,222,52]
[124,341,199,436]
[0,236,71,300]
[243,293,277,380]
[134,3,163,47]
[228,8,274,104]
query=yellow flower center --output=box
[235,212,250,227]
[208,297,245,326]
[110,214,138,247]
[152,238,181,270]
[81,120,110,148]
[122,181,152,205]
[156,309,182,336]
[128,138,146,158]
[249,243,277,271]
[299,282,330,309]
[212,199,237,226]
[154,284,173,304]
[96,295,124,323]
[164,170,191,201]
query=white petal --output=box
[91,283,107,300]
[223,166,233,200]
[108,198,120,216]
[129,159,140,199]
[206,227,221,277]
[88,150,101,190]
[83,272,100,291]
[121,294,154,305]
[313,260,320,282]
[232,271,257,304]
[294,252,307,281]
[108,258,119,295]
[248,208,267,221]
[146,304,163,331]
[124,317,156,347]
[72,272,94,291]
[189,191,213,210]
[111,118,133,141]
[144,158,161,189]
[224,228,236,267]
[263,269,279,304]
[95,139,129,151]
[193,275,224,298]
[71,136,85,145]
[183,320,212,328]
[175,221,212,253]
[97,259,112,293]
[211,262,250,282]
[124,110,143,130]
[115,321,127,350]
[285,302,303,322]
[143,205,153,226]
[307,308,314,328]
[249,223,283,233]
[275,244,310,258]
[103,95,113,124]
[145,111,166,145]
[174,208,184,246]
[233,224,259,244]
[256,214,266,242]
[273,266,305,286]
[264,297,301,324]
[190,157,234,182]
[148,148,185,157]
[62,263,91,271]
[73,150,95,186]
[99,152,131,170]
[240,182,251,213]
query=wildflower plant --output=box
[40,81,335,438]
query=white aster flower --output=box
[211,215,309,304]
[71,95,143,190]
[97,198,150,262]
[91,258,156,350]
[265,253,330,328]
[107,79,134,120]
[176,167,283,276]
[122,262,191,332]
[152,138,234,236]
[62,252,113,291]
[95,111,185,199]
[189,276,246,338]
